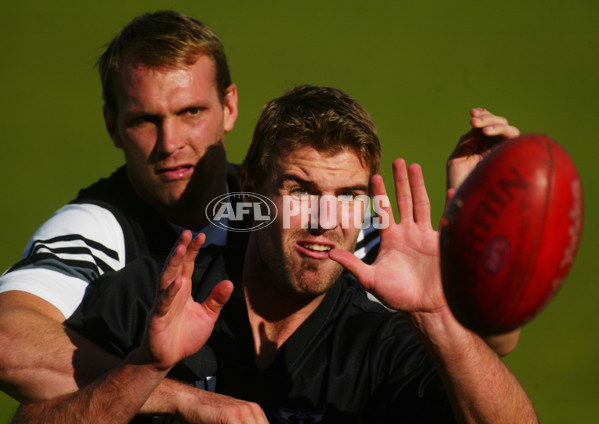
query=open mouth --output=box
[298,242,332,252]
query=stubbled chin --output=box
[142,182,190,211]
[296,261,343,293]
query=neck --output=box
[164,181,227,230]
[243,240,325,370]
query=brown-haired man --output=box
[13,85,532,423]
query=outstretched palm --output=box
[329,159,445,313]
[141,231,233,371]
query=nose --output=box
[156,118,185,154]
[316,195,339,231]
[309,195,368,233]
[299,195,340,233]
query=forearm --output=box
[0,310,74,400]
[406,308,537,424]
[12,350,168,424]
[0,301,187,418]
[0,292,124,401]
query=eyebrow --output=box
[280,174,369,194]
[123,103,208,120]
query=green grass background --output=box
[1,0,597,422]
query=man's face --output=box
[253,146,370,301]
[104,55,238,217]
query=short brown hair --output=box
[97,10,231,111]
[241,85,381,189]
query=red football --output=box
[440,134,583,335]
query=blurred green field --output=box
[1,0,597,422]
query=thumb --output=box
[328,248,375,291]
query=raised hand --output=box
[329,159,445,313]
[139,231,233,371]
[447,108,520,190]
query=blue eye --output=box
[338,193,355,202]
[291,187,309,196]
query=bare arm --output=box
[1,295,268,423]
[330,160,537,424]
[406,307,535,424]
[0,291,121,402]
[10,232,268,424]
[11,350,170,424]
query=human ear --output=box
[222,83,238,133]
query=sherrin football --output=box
[440,134,583,335]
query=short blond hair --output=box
[97,10,231,112]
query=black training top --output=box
[67,246,455,424]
